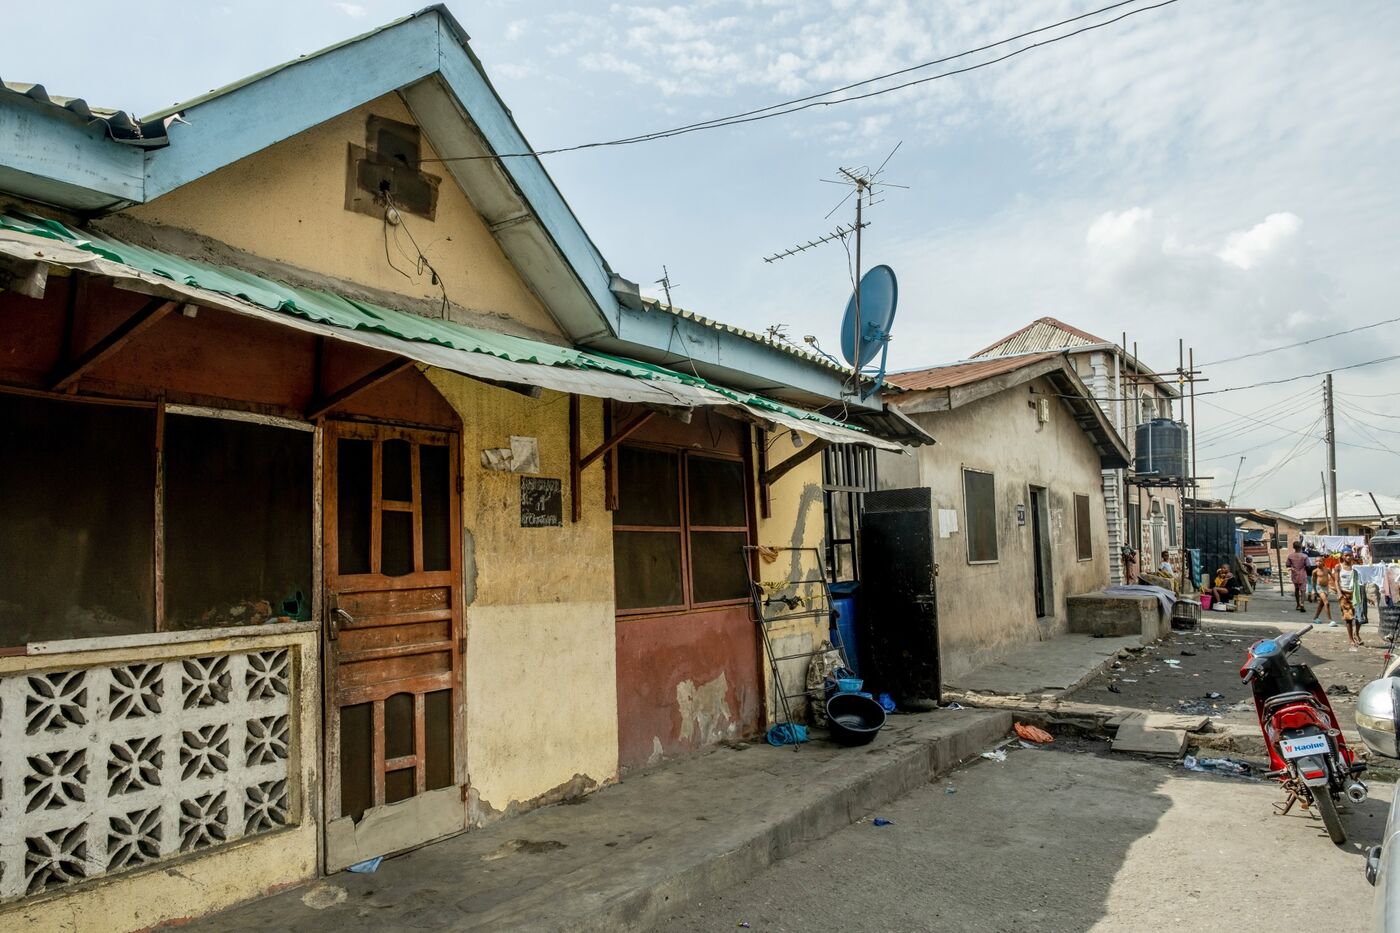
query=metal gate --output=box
[858,487,940,703]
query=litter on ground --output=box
[1183,755,1253,777]
[1014,723,1054,744]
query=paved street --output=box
[1071,588,1394,733]
[662,739,1390,932]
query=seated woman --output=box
[1208,565,1234,605]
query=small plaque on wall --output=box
[520,476,563,527]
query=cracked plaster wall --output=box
[427,372,619,817]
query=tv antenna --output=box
[762,143,907,399]
[655,265,678,310]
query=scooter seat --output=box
[1262,690,1316,711]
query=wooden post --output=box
[569,394,581,523]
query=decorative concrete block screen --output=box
[0,648,296,901]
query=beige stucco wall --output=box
[125,92,562,340]
[425,371,619,820]
[880,376,1112,680]
[754,433,829,722]
[0,628,319,933]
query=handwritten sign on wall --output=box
[520,476,563,527]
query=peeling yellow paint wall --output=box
[754,432,829,723]
[0,630,318,933]
[124,93,562,340]
[425,371,619,817]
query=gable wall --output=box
[124,93,562,339]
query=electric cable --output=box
[1200,314,1400,366]
[1197,414,1323,464]
[1193,391,1319,447]
[1053,352,1400,405]
[1335,400,1400,421]
[1337,409,1400,457]
[414,0,1181,163]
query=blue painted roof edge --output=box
[4,4,861,405]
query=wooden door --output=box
[323,421,462,863]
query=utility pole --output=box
[1325,373,1339,534]
[1228,455,1246,506]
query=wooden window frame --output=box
[0,385,317,648]
[1167,501,1179,548]
[962,467,999,566]
[614,442,753,616]
[1075,493,1094,561]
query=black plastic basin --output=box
[825,692,886,746]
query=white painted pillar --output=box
[1086,351,1126,584]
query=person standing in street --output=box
[1339,551,1363,647]
[1286,541,1309,612]
[1313,560,1334,624]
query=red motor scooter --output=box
[1241,627,1367,844]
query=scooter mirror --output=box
[1356,676,1400,759]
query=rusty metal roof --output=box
[885,352,1060,392]
[972,317,1107,358]
[0,80,171,148]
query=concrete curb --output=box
[501,711,1014,932]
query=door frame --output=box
[319,418,466,870]
[1029,485,1053,619]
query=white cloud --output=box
[487,0,1400,508]
[1218,212,1302,270]
[333,2,367,18]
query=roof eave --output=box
[0,94,145,211]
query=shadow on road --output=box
[662,736,1389,933]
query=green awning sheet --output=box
[0,212,886,442]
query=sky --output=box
[5,0,1400,511]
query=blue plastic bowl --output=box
[836,677,864,694]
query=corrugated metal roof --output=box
[1,80,172,149]
[640,296,850,375]
[972,317,1106,358]
[0,211,902,448]
[884,352,1060,392]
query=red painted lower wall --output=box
[615,605,762,771]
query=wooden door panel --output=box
[324,421,462,835]
[336,585,454,615]
[338,619,453,654]
[337,649,454,689]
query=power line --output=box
[416,0,1181,163]
[1200,314,1400,366]
[1198,397,1324,446]
[1193,390,1318,446]
[1338,409,1400,457]
[1335,399,1400,420]
[1338,389,1400,399]
[1192,352,1400,399]
[1197,415,1323,464]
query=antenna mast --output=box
[761,143,906,394]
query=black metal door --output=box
[858,487,940,703]
[1185,510,1235,583]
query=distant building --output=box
[1277,490,1400,536]
[878,352,1129,679]
[973,318,1183,582]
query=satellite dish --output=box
[839,264,897,398]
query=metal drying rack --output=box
[744,546,853,748]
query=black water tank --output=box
[1134,418,1188,479]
